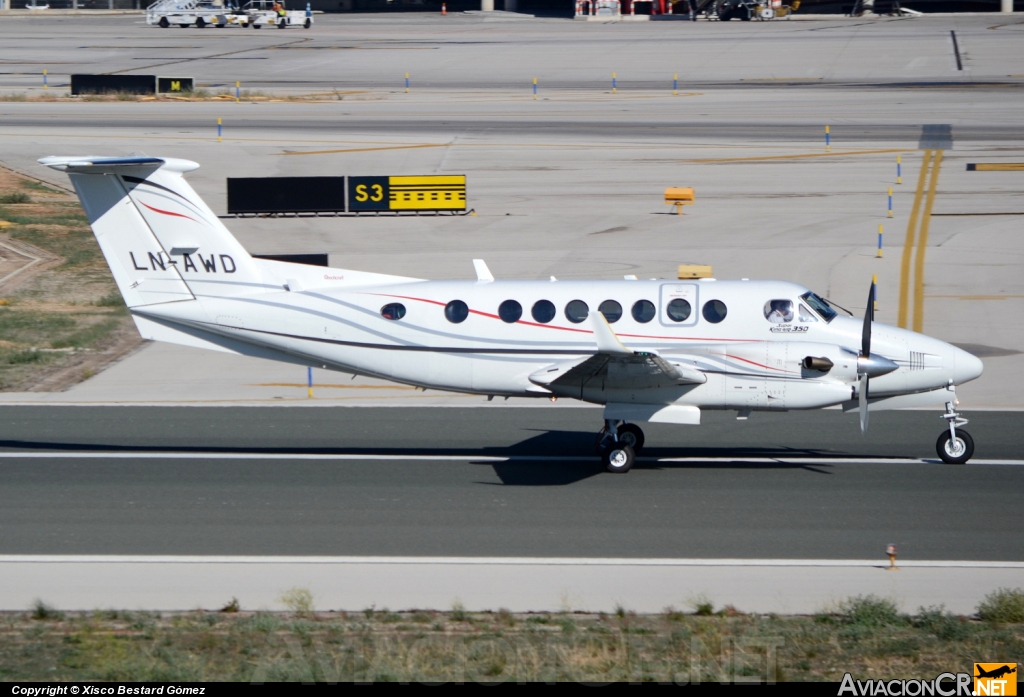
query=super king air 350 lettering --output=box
[40,155,985,472]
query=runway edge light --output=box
[886,543,899,570]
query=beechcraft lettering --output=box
[129,252,236,273]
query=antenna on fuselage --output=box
[473,259,494,282]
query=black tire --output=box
[179,23,189,27]
[738,5,751,19]
[252,22,261,28]
[937,429,974,465]
[718,9,732,19]
[158,16,169,27]
[602,443,635,474]
[216,23,226,27]
[304,18,311,28]
[196,17,206,27]
[617,423,645,454]
[278,18,287,28]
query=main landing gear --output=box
[596,420,645,473]
[937,388,974,464]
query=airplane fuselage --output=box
[138,275,982,412]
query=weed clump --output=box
[0,192,31,204]
[3,349,51,365]
[663,606,687,622]
[694,602,715,616]
[280,588,314,616]
[450,601,468,623]
[94,292,125,308]
[913,606,970,641]
[838,595,903,627]
[977,588,1024,623]
[31,600,62,621]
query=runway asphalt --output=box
[0,405,1021,560]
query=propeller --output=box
[856,279,899,433]
[859,281,874,433]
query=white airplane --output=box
[41,155,985,471]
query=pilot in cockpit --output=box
[765,300,794,324]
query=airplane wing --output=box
[528,313,706,398]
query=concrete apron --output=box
[4,557,1023,614]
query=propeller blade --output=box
[862,280,875,358]
[859,373,869,434]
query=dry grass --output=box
[0,599,1021,683]
[0,168,137,391]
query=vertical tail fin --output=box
[39,156,264,307]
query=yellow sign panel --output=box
[975,663,1017,696]
[388,175,466,211]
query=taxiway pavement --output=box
[2,14,1022,407]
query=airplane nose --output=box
[952,346,984,384]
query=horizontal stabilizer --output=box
[40,156,164,170]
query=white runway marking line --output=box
[0,452,1021,466]
[2,556,1023,568]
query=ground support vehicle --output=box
[147,0,243,28]
[241,0,312,29]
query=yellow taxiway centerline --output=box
[898,150,933,330]
[912,150,943,334]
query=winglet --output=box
[590,311,633,356]
[473,259,494,282]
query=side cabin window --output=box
[498,300,522,323]
[565,300,589,324]
[445,300,469,324]
[666,298,691,323]
[381,303,406,320]
[703,299,727,324]
[632,300,655,323]
[598,300,622,323]
[764,300,794,324]
[532,300,556,324]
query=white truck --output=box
[147,0,312,29]
[241,0,313,28]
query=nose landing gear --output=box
[597,419,644,473]
[937,386,973,464]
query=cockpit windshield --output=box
[800,291,837,323]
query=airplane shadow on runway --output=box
[475,430,834,485]
[0,427,836,487]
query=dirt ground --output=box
[0,165,142,392]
